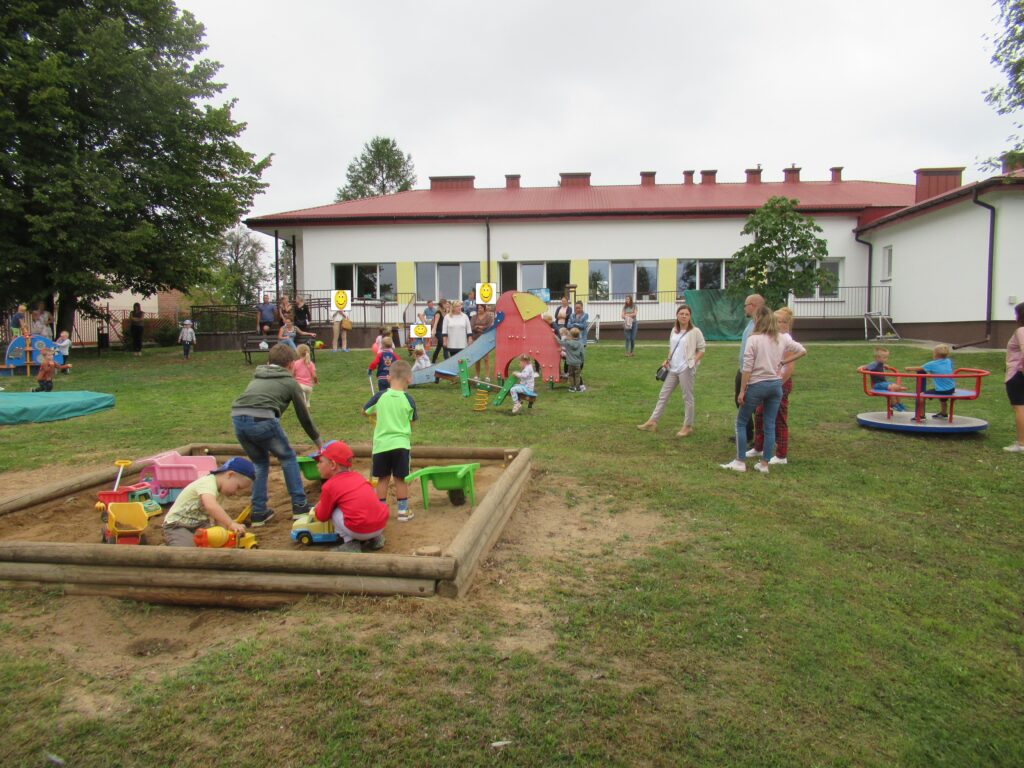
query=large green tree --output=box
[189,227,268,306]
[0,0,269,330]
[986,0,1024,166]
[335,136,416,202]
[726,197,835,310]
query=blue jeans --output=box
[736,379,783,461]
[232,415,306,514]
[623,323,637,353]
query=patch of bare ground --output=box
[0,462,670,690]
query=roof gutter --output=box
[956,189,996,349]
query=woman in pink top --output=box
[292,343,318,407]
[721,306,806,474]
[1004,301,1024,453]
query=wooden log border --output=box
[0,443,529,606]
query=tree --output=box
[986,0,1024,167]
[726,197,835,309]
[335,136,416,201]
[0,1,270,331]
[190,227,269,306]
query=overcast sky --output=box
[176,0,1014,221]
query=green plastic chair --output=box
[405,463,480,510]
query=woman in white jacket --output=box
[637,306,706,437]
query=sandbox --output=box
[0,443,531,607]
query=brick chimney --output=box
[745,167,762,184]
[640,171,656,187]
[830,166,843,183]
[783,165,801,183]
[700,169,717,185]
[505,174,521,190]
[914,167,964,202]
[683,170,695,185]
[429,176,475,191]
[559,172,591,188]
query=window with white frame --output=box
[795,258,842,299]
[676,259,727,297]
[518,261,571,298]
[416,262,481,302]
[881,246,893,281]
[589,260,658,300]
[335,263,397,300]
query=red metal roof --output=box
[247,179,917,229]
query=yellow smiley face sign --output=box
[476,282,497,305]
[332,290,351,311]
[411,323,429,338]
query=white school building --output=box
[246,163,1024,347]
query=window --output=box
[521,263,545,292]
[589,260,610,300]
[588,260,658,300]
[437,263,460,302]
[881,246,893,281]
[461,262,480,300]
[635,260,657,300]
[676,259,726,297]
[795,258,842,299]
[337,263,396,300]
[499,261,517,292]
[416,262,481,302]
[415,262,436,301]
[547,262,571,299]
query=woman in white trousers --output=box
[637,306,706,437]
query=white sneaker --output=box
[1004,442,1024,453]
[719,460,746,472]
[512,402,522,414]
[578,384,587,392]
[768,456,788,465]
[753,461,770,474]
[745,448,762,458]
[397,510,414,522]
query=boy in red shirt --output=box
[33,348,70,392]
[313,440,388,553]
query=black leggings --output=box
[432,337,449,363]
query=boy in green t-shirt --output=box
[363,360,417,521]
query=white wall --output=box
[295,213,862,286]
[300,223,487,291]
[991,192,1024,322]
[866,200,993,323]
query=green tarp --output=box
[0,391,115,425]
[683,289,747,341]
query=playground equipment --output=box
[96,460,162,517]
[138,450,218,504]
[405,463,480,509]
[1,334,65,377]
[193,526,258,549]
[856,366,990,433]
[410,291,563,387]
[290,512,340,546]
[101,502,148,544]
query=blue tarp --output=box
[0,391,115,425]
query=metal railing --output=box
[183,284,890,336]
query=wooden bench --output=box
[242,335,272,364]
[242,335,318,364]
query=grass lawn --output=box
[0,340,1020,767]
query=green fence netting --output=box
[683,290,746,341]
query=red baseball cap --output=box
[314,440,353,468]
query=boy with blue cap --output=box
[162,457,254,547]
